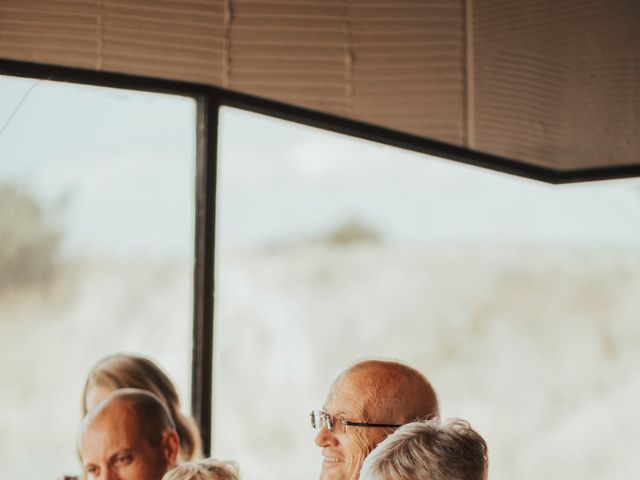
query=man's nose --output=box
[315,424,338,447]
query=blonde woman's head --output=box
[162,459,240,480]
[83,354,203,461]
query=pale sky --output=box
[1,74,640,260]
[0,75,196,260]
[218,108,640,249]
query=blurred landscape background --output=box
[1,78,639,480]
[0,76,195,479]
[212,108,640,480]
[214,239,640,480]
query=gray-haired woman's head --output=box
[359,418,488,480]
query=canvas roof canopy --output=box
[0,0,637,179]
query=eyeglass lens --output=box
[310,410,333,431]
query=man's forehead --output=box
[92,402,134,428]
[82,406,139,450]
[325,372,375,417]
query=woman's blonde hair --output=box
[360,418,488,480]
[82,354,203,461]
[162,459,240,480]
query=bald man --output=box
[78,388,180,480]
[311,360,439,480]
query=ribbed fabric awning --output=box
[0,0,637,171]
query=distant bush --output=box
[263,217,383,251]
[0,184,61,292]
[323,218,383,245]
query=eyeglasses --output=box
[310,410,402,434]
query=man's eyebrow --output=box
[324,404,364,419]
[330,410,356,419]
[108,448,134,460]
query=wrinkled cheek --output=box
[345,430,375,480]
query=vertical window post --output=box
[191,94,219,455]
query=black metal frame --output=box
[2,58,639,454]
[191,94,219,455]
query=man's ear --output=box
[161,430,180,467]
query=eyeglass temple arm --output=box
[343,420,403,428]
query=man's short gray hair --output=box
[80,388,177,448]
[359,418,488,480]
